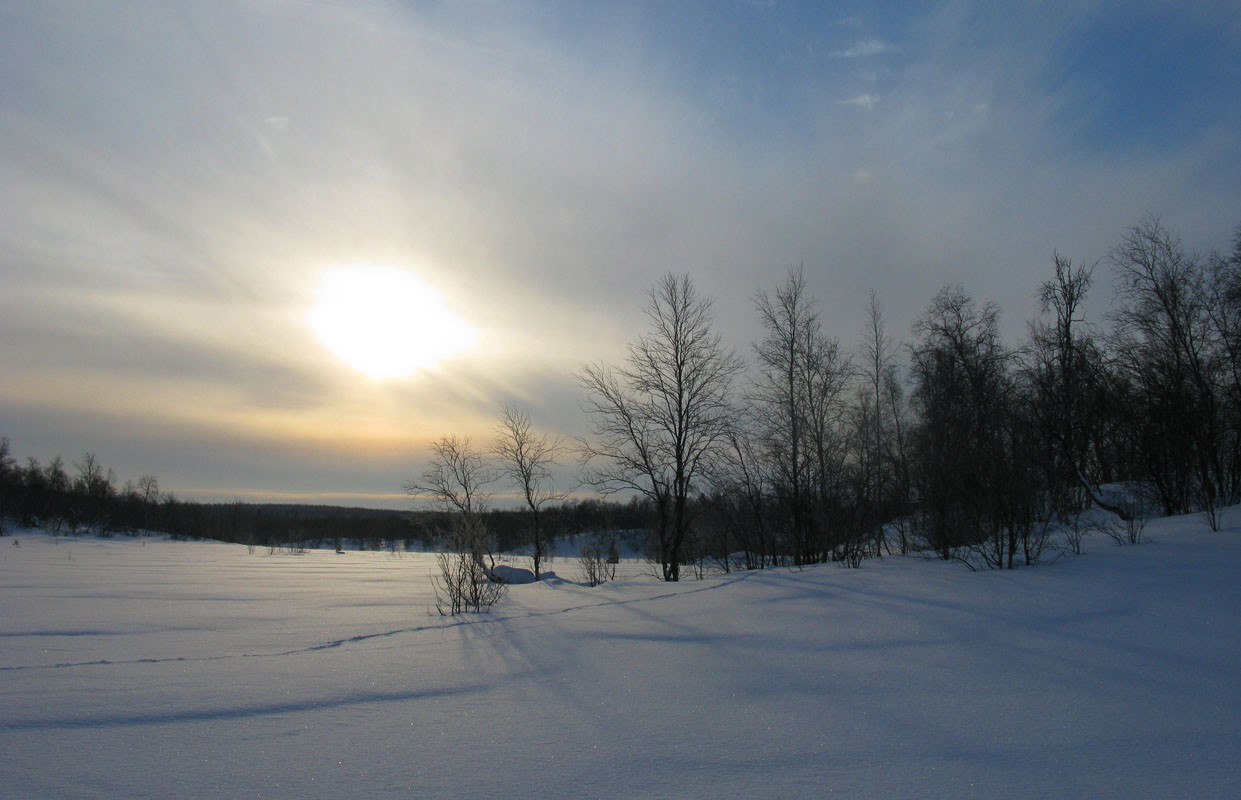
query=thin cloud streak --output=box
[831,37,902,58]
[840,93,881,109]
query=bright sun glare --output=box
[308,265,477,379]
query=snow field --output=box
[2,513,1240,798]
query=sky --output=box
[2,0,1239,508]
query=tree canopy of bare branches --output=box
[751,267,852,564]
[1108,215,1238,527]
[577,273,743,581]
[493,402,565,579]
[404,435,504,611]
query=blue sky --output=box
[2,0,1239,506]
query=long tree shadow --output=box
[2,681,491,731]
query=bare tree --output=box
[43,456,70,534]
[752,268,815,562]
[1032,254,1096,493]
[910,285,1034,567]
[751,267,851,565]
[852,291,908,557]
[802,328,852,562]
[1205,225,1241,517]
[493,402,565,580]
[135,475,159,533]
[578,272,743,582]
[404,435,504,612]
[0,438,14,535]
[885,364,915,554]
[405,436,493,520]
[712,416,776,569]
[73,452,116,535]
[1022,253,1135,530]
[1109,216,1233,527]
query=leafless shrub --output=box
[579,534,618,587]
[433,551,505,614]
[1098,487,1152,545]
[1121,498,1149,544]
[841,537,866,569]
[406,435,504,613]
[432,516,505,614]
[1062,509,1092,556]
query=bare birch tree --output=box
[854,291,907,556]
[493,402,565,580]
[578,272,743,581]
[751,267,851,564]
[1109,216,1233,526]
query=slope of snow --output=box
[2,513,1239,798]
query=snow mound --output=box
[489,564,535,584]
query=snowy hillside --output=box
[3,512,1239,798]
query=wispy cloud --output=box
[832,38,901,58]
[0,1,1237,504]
[840,93,880,110]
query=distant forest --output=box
[0,444,648,553]
[3,215,1240,581]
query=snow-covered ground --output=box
[3,512,1239,799]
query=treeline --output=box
[0,442,647,550]
[444,214,1237,580]
[673,215,1240,574]
[202,499,645,552]
[0,449,168,539]
[0,446,414,544]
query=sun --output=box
[308,265,477,379]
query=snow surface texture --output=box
[3,514,1240,799]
